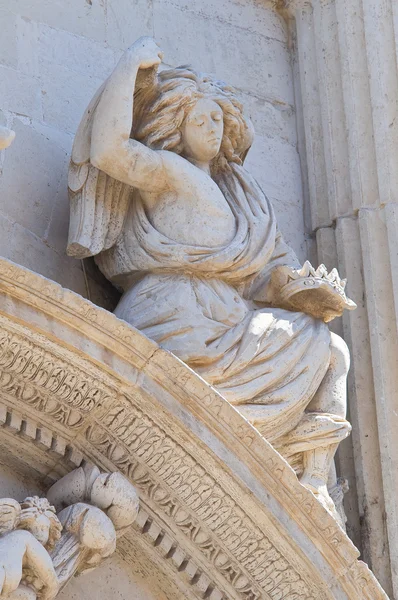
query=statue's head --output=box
[17,496,62,550]
[181,96,224,162]
[133,67,254,171]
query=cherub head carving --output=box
[133,66,254,172]
[0,496,62,550]
[17,497,62,550]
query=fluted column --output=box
[281,0,398,596]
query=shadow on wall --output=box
[82,257,121,312]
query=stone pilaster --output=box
[281,0,398,596]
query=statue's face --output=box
[28,513,51,546]
[182,97,223,162]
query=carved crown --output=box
[278,261,357,321]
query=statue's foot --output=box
[300,476,344,528]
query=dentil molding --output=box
[0,258,387,600]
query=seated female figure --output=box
[68,37,355,519]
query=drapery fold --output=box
[97,163,348,460]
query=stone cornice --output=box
[0,259,387,600]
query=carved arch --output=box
[0,259,386,600]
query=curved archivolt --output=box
[0,258,387,600]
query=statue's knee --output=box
[329,333,350,376]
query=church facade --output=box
[0,0,396,598]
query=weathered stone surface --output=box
[160,0,288,41]
[0,64,42,119]
[154,3,294,104]
[0,0,304,306]
[245,133,305,259]
[0,258,388,600]
[66,37,355,525]
[38,24,117,82]
[0,8,17,69]
[0,497,61,599]
[286,0,398,595]
[0,465,138,599]
[0,118,68,237]
[7,0,107,43]
[0,0,394,597]
[105,0,153,50]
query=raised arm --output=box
[90,37,168,193]
[243,228,302,304]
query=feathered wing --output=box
[66,79,132,259]
[0,498,21,535]
[67,162,132,259]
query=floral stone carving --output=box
[0,259,387,599]
[0,466,138,600]
[67,37,356,521]
[0,497,61,600]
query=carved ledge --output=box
[0,259,387,600]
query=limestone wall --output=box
[0,257,388,600]
[283,0,398,596]
[0,0,305,310]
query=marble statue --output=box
[48,464,139,592]
[0,466,139,600]
[67,37,356,519]
[0,497,61,600]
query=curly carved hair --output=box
[132,66,254,173]
[17,496,62,551]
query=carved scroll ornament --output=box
[0,259,388,600]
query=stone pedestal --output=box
[282,0,398,595]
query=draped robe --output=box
[95,163,350,467]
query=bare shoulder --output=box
[157,150,196,186]
[158,150,188,169]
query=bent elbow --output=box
[90,140,129,176]
[90,151,109,172]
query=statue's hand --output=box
[127,37,164,69]
[268,263,356,323]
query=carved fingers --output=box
[267,263,356,322]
